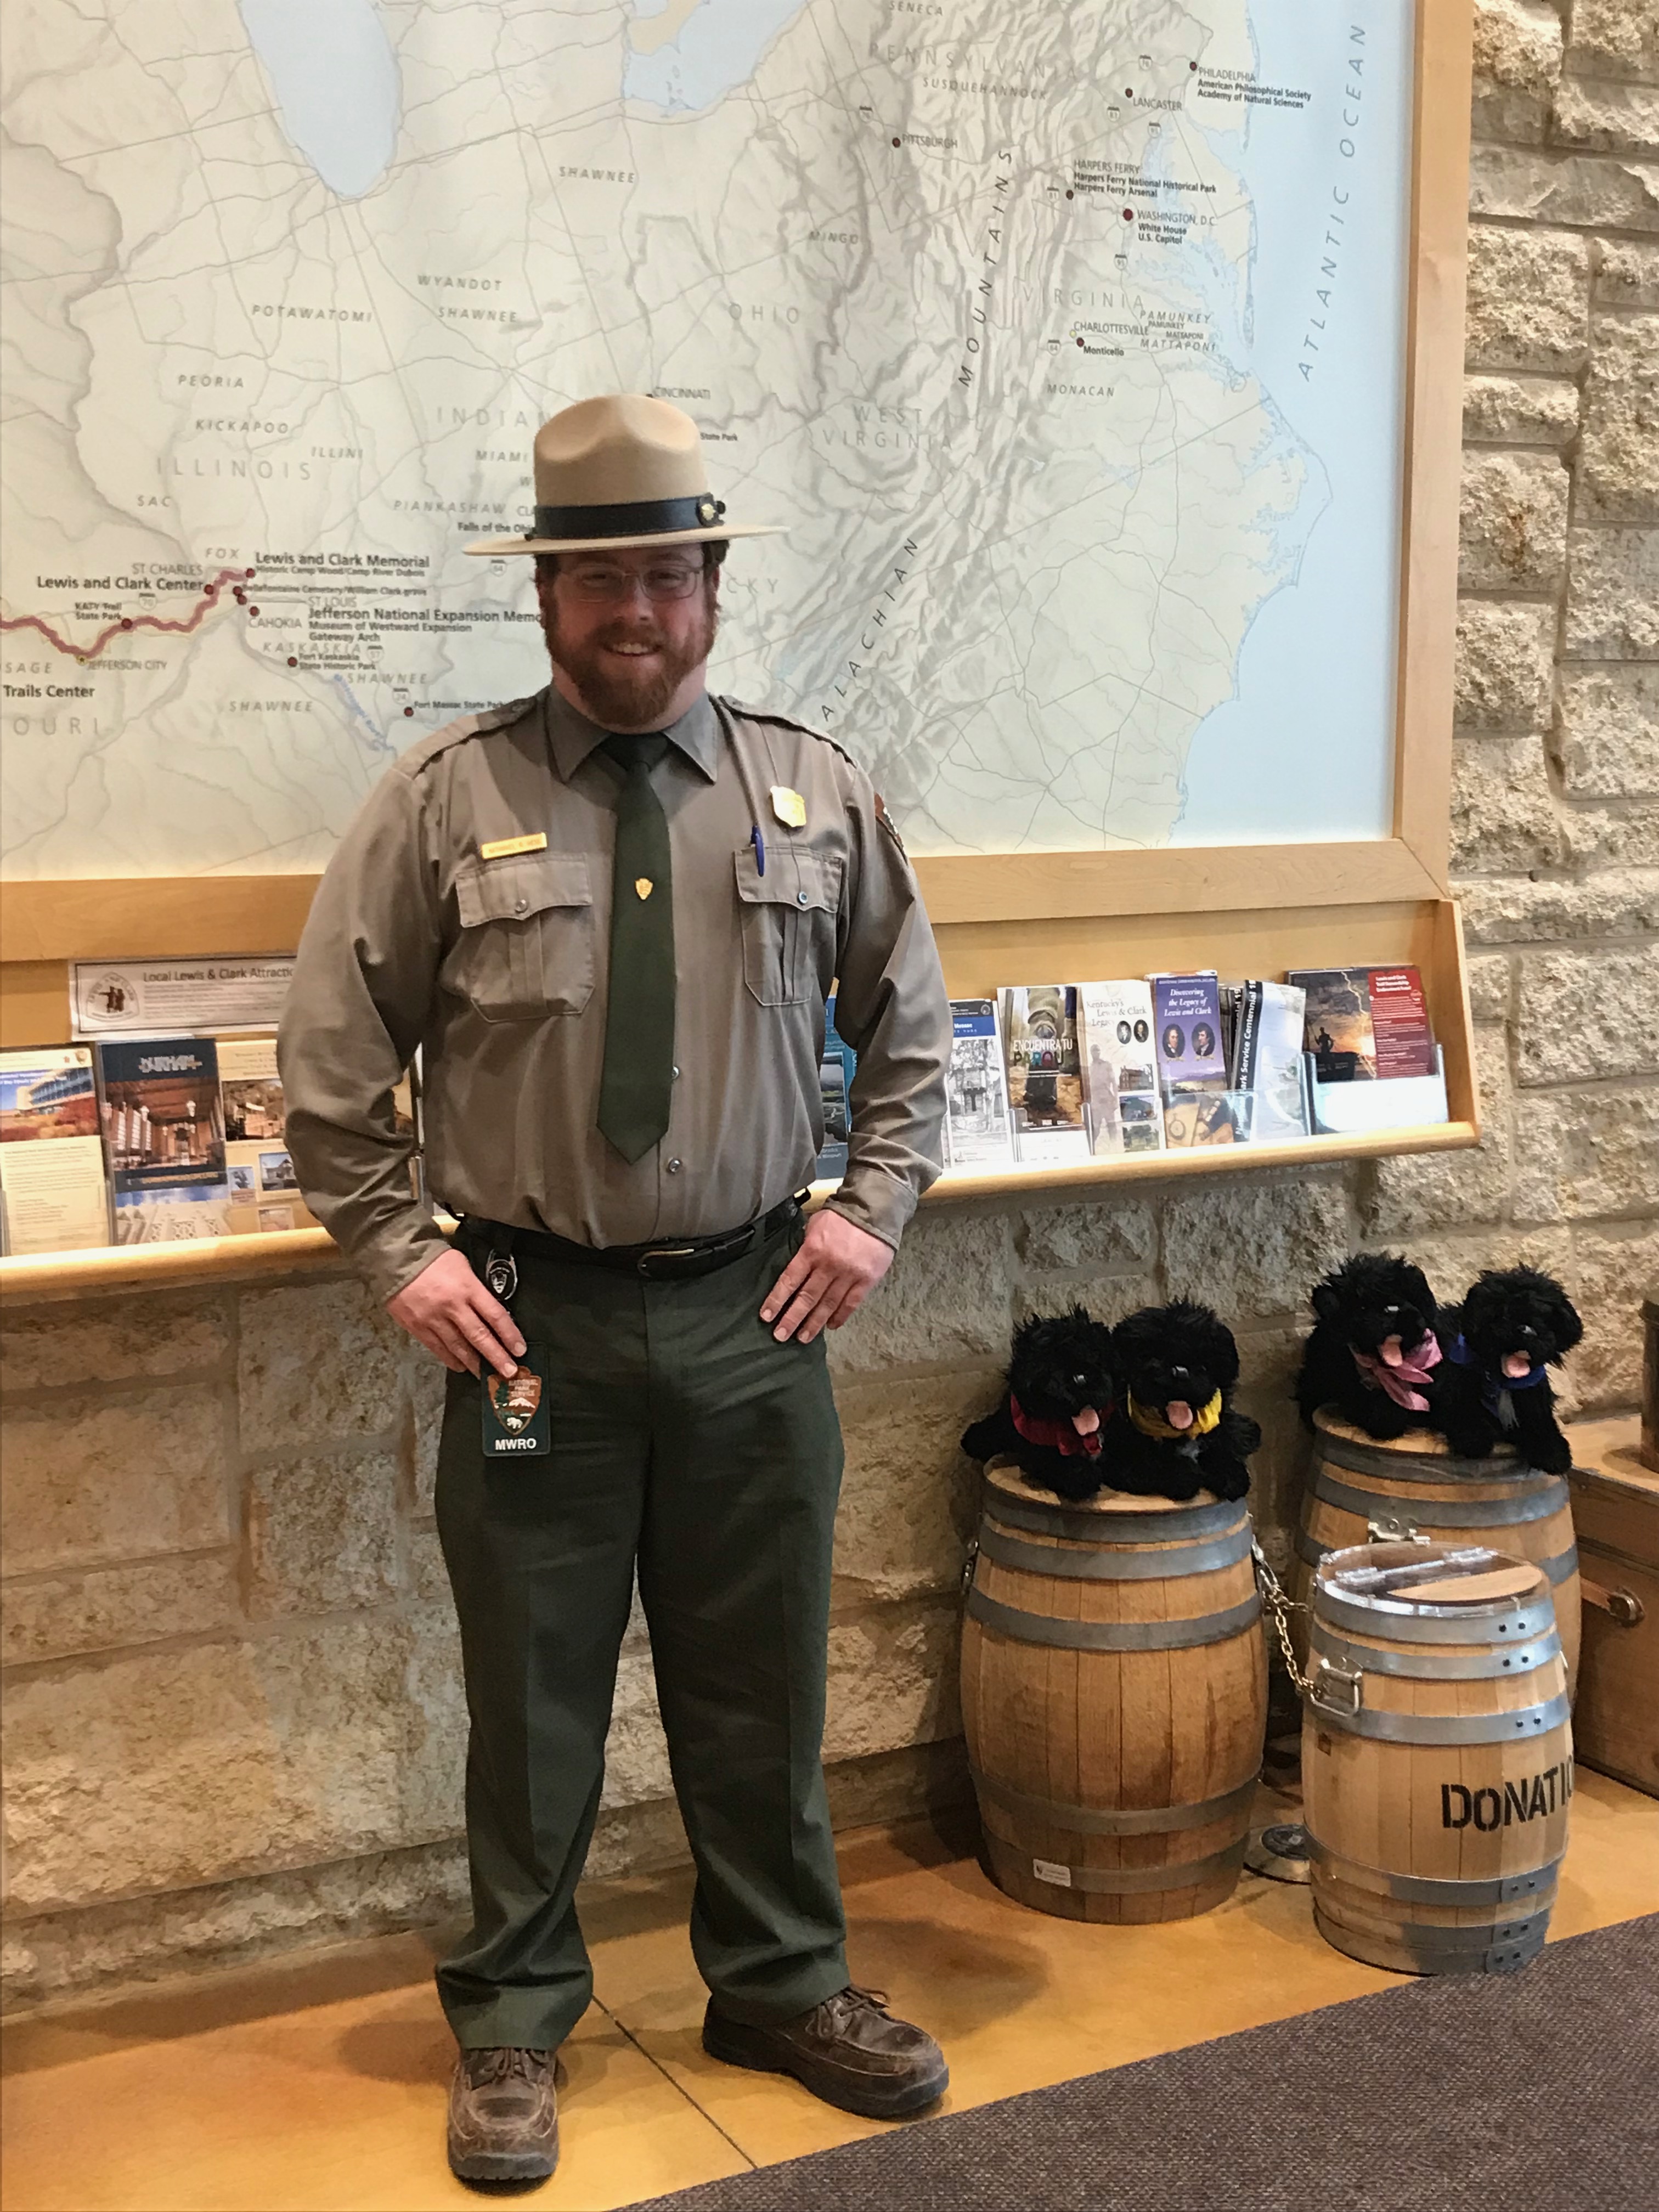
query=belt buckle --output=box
[637,1244,699,1279]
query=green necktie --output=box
[597,733,675,1163]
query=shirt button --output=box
[672,1065,680,1079]
[796,890,809,907]
[514,896,528,913]
[666,1158,682,1174]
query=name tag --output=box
[482,1347,552,1458]
[481,832,548,861]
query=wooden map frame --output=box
[0,0,1477,1291]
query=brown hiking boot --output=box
[447,2045,558,2187]
[702,1984,948,2119]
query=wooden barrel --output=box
[1303,1541,1572,1976]
[960,1462,1267,1923]
[1292,1411,1581,1686]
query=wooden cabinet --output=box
[1567,1419,1659,1801]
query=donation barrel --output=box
[1293,1411,1581,1686]
[961,1462,1266,1923]
[1303,1541,1572,1976]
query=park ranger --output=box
[279,395,953,2190]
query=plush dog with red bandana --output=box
[1295,1252,1444,1441]
[1435,1266,1582,1474]
[961,1307,1117,1502]
[1106,1300,1258,1503]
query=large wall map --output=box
[1,0,1413,874]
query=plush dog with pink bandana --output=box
[1435,1266,1582,1474]
[1295,1253,1444,1441]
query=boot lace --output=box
[465,2045,551,2088]
[818,1983,892,2028]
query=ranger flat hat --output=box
[466,393,784,557]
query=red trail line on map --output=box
[0,569,251,662]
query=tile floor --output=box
[4,1770,1656,2212]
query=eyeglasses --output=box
[561,562,705,603]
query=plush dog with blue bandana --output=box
[1435,1266,1582,1474]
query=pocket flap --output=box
[455,851,591,928]
[733,847,840,913]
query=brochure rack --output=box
[0,886,1479,1306]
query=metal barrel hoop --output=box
[1306,1620,1565,1683]
[1316,1432,1542,1486]
[1313,1586,1558,1644]
[1304,1684,1572,1745]
[1302,1833,1563,1909]
[1022,1839,1249,1897]
[974,1522,1254,1583]
[971,1767,1260,1838]
[1296,1525,1578,1587]
[1310,1468,1570,1530]
[966,1587,1262,1652]
[982,1489,1246,1544]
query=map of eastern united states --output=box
[1,0,1386,876]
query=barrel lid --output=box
[1314,1541,1546,1617]
[983,1458,1220,1515]
[1311,1408,1517,1464]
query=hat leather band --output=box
[529,494,726,541]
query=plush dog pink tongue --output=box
[1072,1407,1100,1437]
[1165,1401,1194,1431]
[1502,1351,1534,1379]
[1380,1335,1404,1368]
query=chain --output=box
[1252,1539,1315,1696]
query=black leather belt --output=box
[460,1194,805,1283]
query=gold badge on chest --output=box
[770,785,806,831]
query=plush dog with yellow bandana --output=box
[1105,1300,1258,1502]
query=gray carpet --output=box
[633,1914,1659,2211]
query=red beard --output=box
[541,587,718,729]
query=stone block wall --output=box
[2,0,1654,2009]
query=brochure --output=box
[95,1036,230,1245]
[998,986,1090,1165]
[1075,980,1164,1158]
[0,1047,110,1254]
[1148,972,1228,1088]
[218,1035,320,1234]
[815,996,857,1181]
[1232,980,1311,1140]
[1288,965,1436,1082]
[944,1000,1017,1169]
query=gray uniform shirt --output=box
[279,685,951,1303]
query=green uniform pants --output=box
[432,1214,850,2051]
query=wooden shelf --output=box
[1,1118,1476,1309]
[0,890,1479,1305]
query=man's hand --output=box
[761,1209,894,1344]
[388,1248,526,1377]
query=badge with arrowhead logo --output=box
[481,1346,551,1458]
[635,877,654,900]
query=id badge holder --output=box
[478,1237,551,1459]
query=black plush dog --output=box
[1295,1252,1443,1440]
[1107,1300,1259,1503]
[1436,1266,1582,1474]
[961,1307,1117,1502]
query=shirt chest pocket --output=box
[444,852,595,1022]
[733,847,841,1007]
